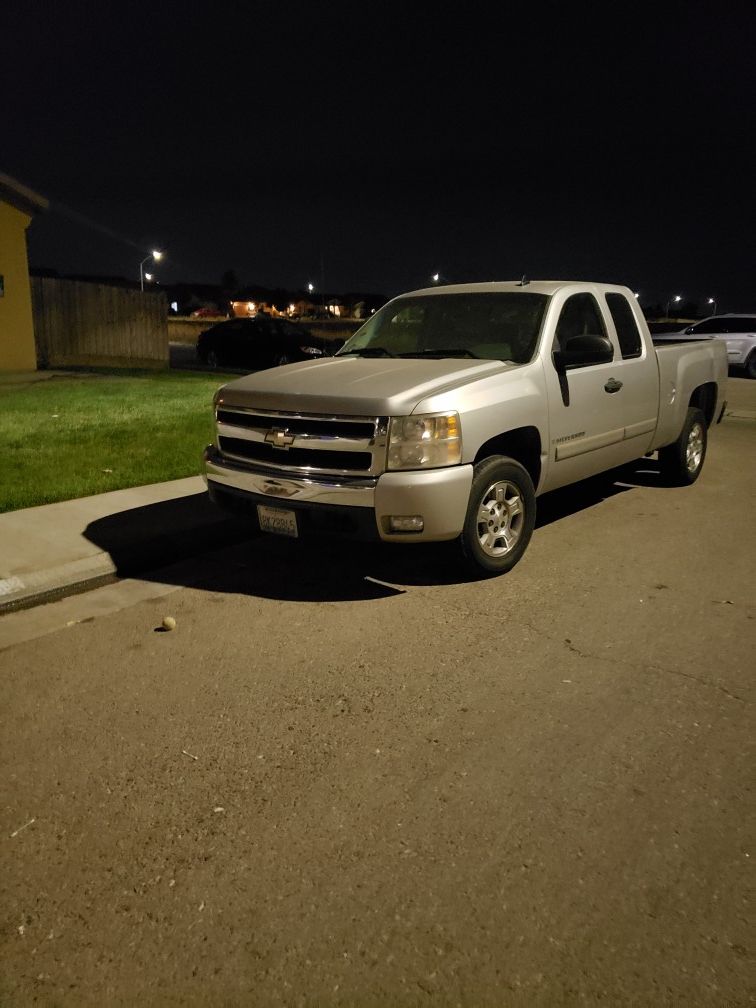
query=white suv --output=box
[682,315,756,378]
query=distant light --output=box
[145,273,153,281]
[247,301,255,311]
[673,295,682,302]
[707,298,715,304]
[307,283,314,293]
[633,292,640,299]
[152,250,163,261]
[170,301,178,312]
[432,273,440,282]
[289,303,296,313]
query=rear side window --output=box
[729,317,756,334]
[693,317,756,335]
[605,293,642,358]
[694,318,730,334]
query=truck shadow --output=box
[83,459,670,601]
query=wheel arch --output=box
[473,426,542,492]
[689,382,718,427]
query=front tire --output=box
[459,456,536,576]
[658,407,707,485]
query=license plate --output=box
[257,504,298,538]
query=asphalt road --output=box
[1,392,754,1006]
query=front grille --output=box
[219,436,372,472]
[216,406,388,476]
[216,410,375,440]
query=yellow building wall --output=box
[0,201,37,371]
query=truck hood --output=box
[216,356,510,415]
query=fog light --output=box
[389,515,424,533]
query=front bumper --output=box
[203,445,473,542]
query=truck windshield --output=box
[338,292,549,364]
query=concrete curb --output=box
[0,516,255,614]
[0,478,256,614]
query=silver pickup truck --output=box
[203,281,728,575]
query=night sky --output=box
[4,2,755,310]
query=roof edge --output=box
[0,171,49,215]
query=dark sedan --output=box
[196,316,325,370]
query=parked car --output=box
[677,315,756,378]
[196,316,325,370]
[204,280,727,576]
[190,306,226,319]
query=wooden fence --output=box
[31,277,168,369]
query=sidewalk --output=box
[0,477,253,613]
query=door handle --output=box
[604,377,623,393]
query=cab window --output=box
[553,293,610,364]
[605,293,642,358]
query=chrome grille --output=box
[215,406,388,476]
[218,436,372,471]
[216,410,375,440]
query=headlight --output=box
[387,412,462,470]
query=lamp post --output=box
[140,250,163,292]
[666,294,682,319]
[707,297,717,315]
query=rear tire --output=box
[206,349,221,369]
[274,353,291,367]
[745,351,756,379]
[658,407,707,486]
[459,456,536,576]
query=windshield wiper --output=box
[339,346,397,358]
[398,347,480,359]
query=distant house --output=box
[165,282,225,317]
[343,292,387,318]
[230,286,316,318]
[228,285,386,320]
[0,172,48,371]
[326,297,346,317]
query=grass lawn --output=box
[0,369,236,513]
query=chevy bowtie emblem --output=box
[265,428,295,449]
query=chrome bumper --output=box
[204,446,473,542]
[203,445,376,507]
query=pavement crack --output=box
[651,666,746,703]
[522,620,748,703]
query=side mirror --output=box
[554,334,613,370]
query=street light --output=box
[707,297,717,315]
[139,250,164,292]
[666,294,682,318]
[431,273,440,283]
